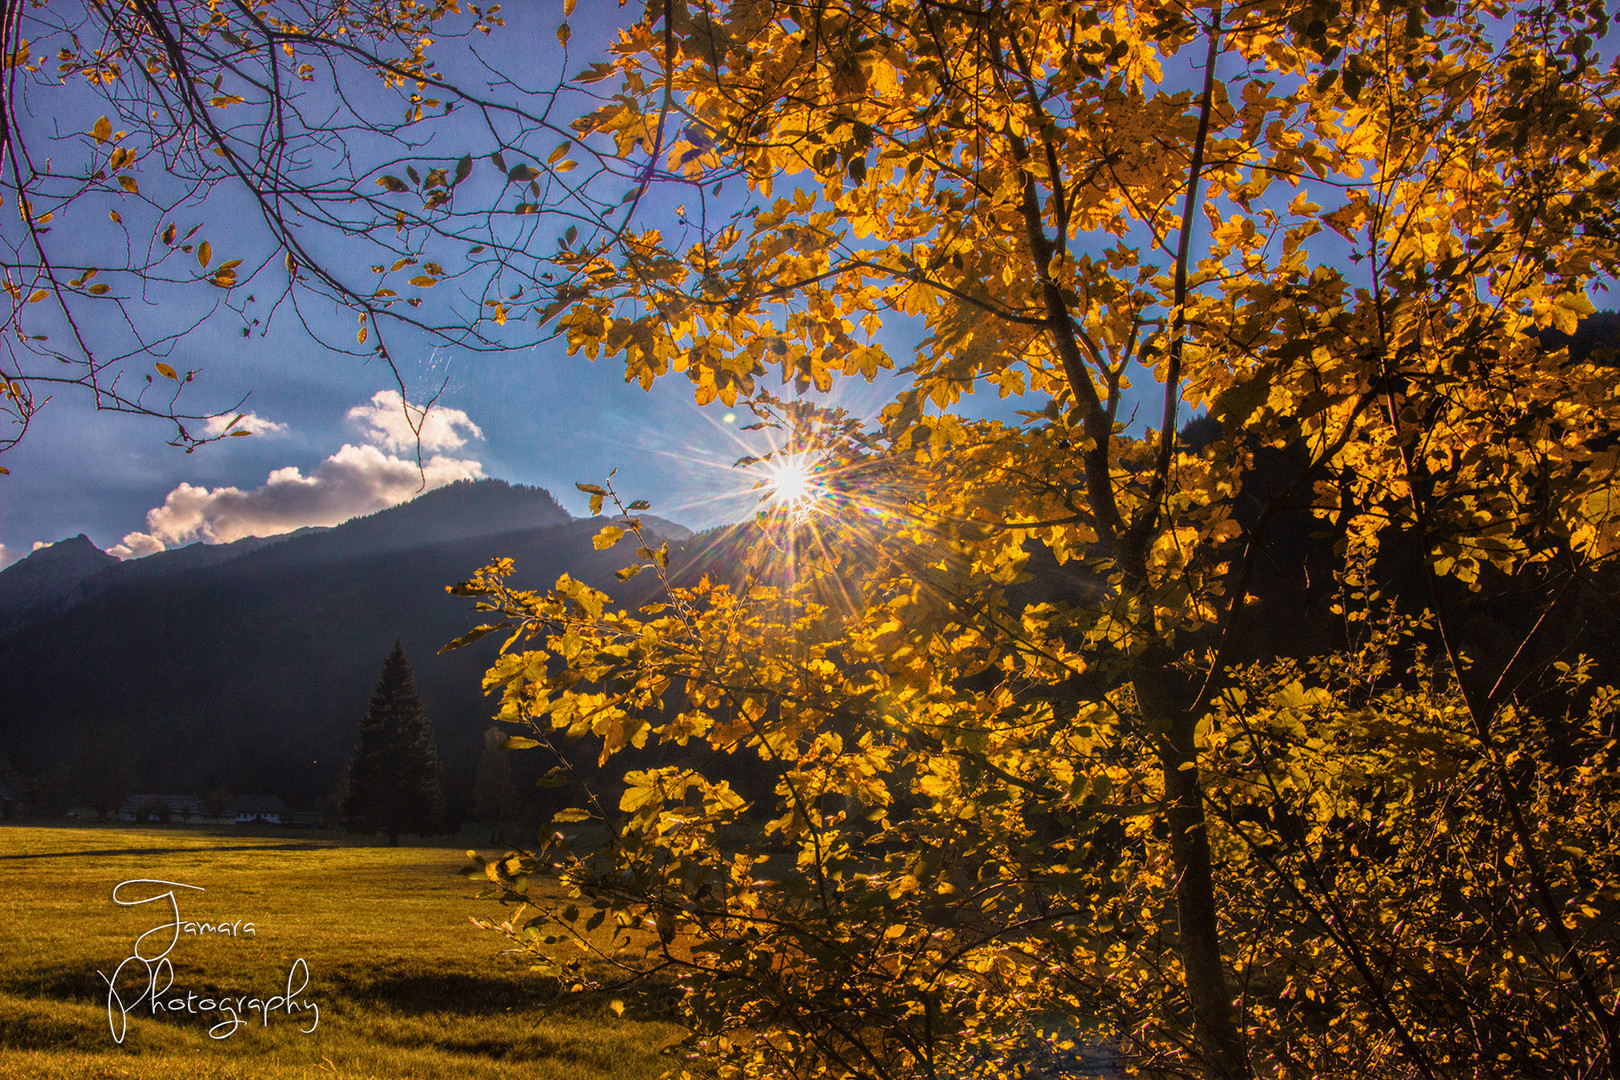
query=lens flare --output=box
[767,459,817,505]
[763,456,823,516]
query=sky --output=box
[0,1,1183,571]
[0,2,925,567]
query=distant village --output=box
[0,786,323,827]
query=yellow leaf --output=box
[92,116,111,144]
[117,175,138,194]
[155,363,178,380]
[409,275,437,287]
[593,525,625,550]
[198,241,212,268]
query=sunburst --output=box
[761,455,824,517]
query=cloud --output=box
[109,442,484,559]
[347,390,483,453]
[202,411,288,438]
[110,533,165,559]
[0,544,22,570]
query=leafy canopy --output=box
[445,0,1620,1078]
[13,0,1620,1076]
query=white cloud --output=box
[0,544,23,570]
[110,533,166,559]
[347,390,483,453]
[108,390,488,561]
[202,411,289,438]
[109,442,484,559]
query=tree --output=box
[343,640,443,846]
[203,786,233,821]
[441,2,1620,1079]
[72,725,135,822]
[15,0,1620,1074]
[471,725,518,845]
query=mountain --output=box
[233,477,573,571]
[0,534,118,635]
[0,479,690,815]
[0,479,578,642]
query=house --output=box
[118,794,205,823]
[1,783,35,820]
[228,795,286,824]
[114,793,288,825]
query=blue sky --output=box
[0,3,837,563]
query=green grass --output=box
[0,824,686,1080]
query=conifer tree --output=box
[343,640,443,846]
[472,726,518,845]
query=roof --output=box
[229,795,286,815]
[118,794,206,815]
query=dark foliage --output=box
[343,641,445,844]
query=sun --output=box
[763,456,823,514]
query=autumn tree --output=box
[15,0,1620,1075]
[344,640,443,846]
[442,1,1620,1079]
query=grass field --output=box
[0,824,686,1080]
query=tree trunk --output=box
[1137,657,1248,1079]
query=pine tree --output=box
[342,640,443,845]
[471,726,518,845]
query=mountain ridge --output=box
[0,478,585,637]
[0,478,701,816]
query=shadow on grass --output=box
[2,959,141,1004]
[0,1005,93,1050]
[325,965,559,1014]
[327,963,683,1026]
[382,1029,602,1064]
[6,961,553,1015]
[0,842,336,861]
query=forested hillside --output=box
[0,480,684,813]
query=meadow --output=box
[0,824,685,1080]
